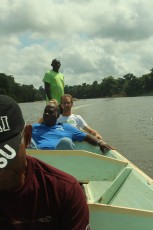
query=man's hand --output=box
[98,140,115,153]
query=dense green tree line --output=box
[0,69,153,103]
[65,69,153,99]
[0,73,45,103]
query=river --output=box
[20,96,153,179]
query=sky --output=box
[1,0,153,89]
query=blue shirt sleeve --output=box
[63,124,87,142]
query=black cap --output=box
[0,95,25,168]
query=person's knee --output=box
[56,138,75,150]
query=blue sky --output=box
[0,0,153,88]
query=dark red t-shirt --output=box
[0,155,90,230]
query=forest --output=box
[0,69,153,103]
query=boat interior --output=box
[27,149,153,212]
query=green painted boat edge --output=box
[27,145,153,230]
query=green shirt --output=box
[43,70,64,104]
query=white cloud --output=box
[0,0,153,88]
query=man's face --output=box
[43,105,59,126]
[51,60,61,72]
[61,97,73,112]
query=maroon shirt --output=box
[0,155,90,230]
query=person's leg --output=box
[56,137,75,150]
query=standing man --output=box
[43,58,64,105]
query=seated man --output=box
[57,94,103,139]
[32,103,113,153]
[0,95,90,229]
[38,94,102,139]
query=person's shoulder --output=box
[27,155,77,185]
[32,123,46,131]
[32,123,41,127]
[32,122,45,127]
[44,70,54,76]
[72,114,83,120]
[63,122,75,129]
[58,72,64,77]
[43,70,52,82]
[62,122,78,132]
[44,69,50,74]
[63,122,84,134]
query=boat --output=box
[27,142,153,230]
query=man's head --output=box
[61,94,73,114]
[0,95,32,191]
[0,95,25,168]
[43,104,60,126]
[51,58,61,72]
